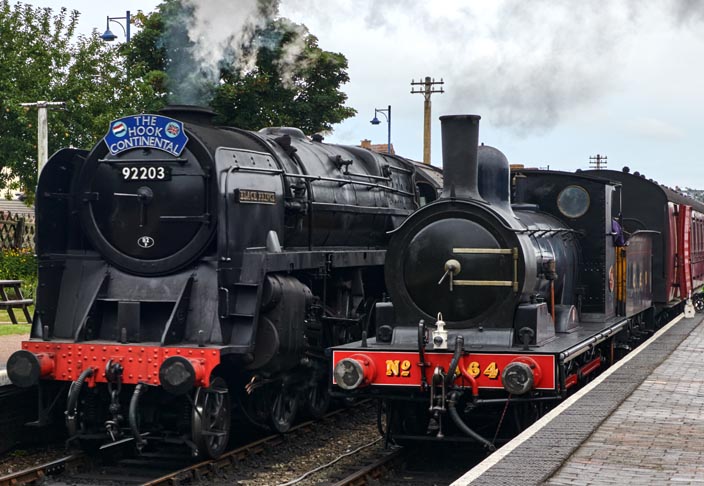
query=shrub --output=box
[0,248,37,298]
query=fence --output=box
[0,211,35,250]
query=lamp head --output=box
[101,28,118,42]
[370,116,381,125]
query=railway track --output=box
[330,447,405,486]
[0,401,375,486]
[0,453,89,486]
[314,441,486,486]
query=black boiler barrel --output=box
[440,114,482,200]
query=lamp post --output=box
[370,105,391,154]
[101,11,131,43]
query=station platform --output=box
[0,333,26,386]
[453,312,704,485]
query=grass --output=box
[0,305,34,331]
[0,323,31,336]
[0,307,33,322]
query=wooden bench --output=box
[0,280,33,324]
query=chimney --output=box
[159,105,216,125]
[477,144,511,212]
[360,139,372,149]
[440,114,482,200]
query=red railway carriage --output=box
[584,169,704,309]
[694,210,704,293]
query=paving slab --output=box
[453,313,704,485]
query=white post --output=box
[37,102,48,174]
[20,101,65,176]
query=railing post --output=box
[14,217,25,249]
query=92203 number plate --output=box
[121,166,171,181]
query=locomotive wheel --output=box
[694,297,704,313]
[270,387,299,433]
[389,400,430,445]
[191,377,231,458]
[306,378,330,419]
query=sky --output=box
[24,0,704,190]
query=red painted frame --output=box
[21,341,222,388]
[332,349,556,390]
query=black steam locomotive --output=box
[331,114,704,447]
[6,106,440,458]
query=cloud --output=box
[282,0,704,137]
[166,0,704,139]
[624,117,685,141]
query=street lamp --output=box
[101,11,131,43]
[370,105,391,154]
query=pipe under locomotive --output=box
[6,106,435,457]
[331,114,700,448]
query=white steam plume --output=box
[164,0,704,131]
[164,0,311,105]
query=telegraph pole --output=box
[411,76,444,164]
[20,101,65,174]
[589,154,608,170]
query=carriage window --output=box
[557,185,590,218]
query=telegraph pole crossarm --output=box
[589,154,608,170]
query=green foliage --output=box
[0,248,37,299]
[0,1,159,200]
[1,0,356,200]
[126,1,356,133]
[211,21,356,133]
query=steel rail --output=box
[0,453,89,486]
[331,447,405,486]
[143,400,373,486]
[0,400,373,486]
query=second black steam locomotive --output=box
[6,106,440,457]
[332,114,704,448]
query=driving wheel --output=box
[306,377,330,419]
[191,377,231,458]
[270,386,299,433]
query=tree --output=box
[1,0,356,199]
[126,0,356,133]
[683,188,704,203]
[0,1,158,200]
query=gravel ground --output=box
[210,402,384,486]
[0,402,385,484]
[382,445,486,486]
[0,400,482,486]
[220,409,487,486]
[0,444,68,477]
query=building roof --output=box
[0,200,34,218]
[360,139,395,155]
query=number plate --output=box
[121,165,172,181]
